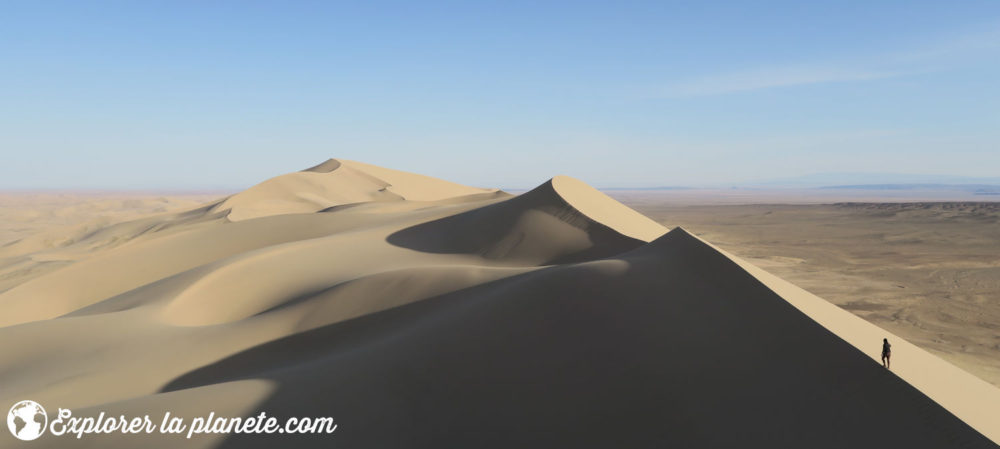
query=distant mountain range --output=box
[584,173,1000,192]
[739,173,1000,189]
[599,186,693,191]
[818,184,1000,195]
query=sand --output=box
[0,160,997,448]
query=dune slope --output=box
[164,228,997,449]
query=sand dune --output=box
[215,159,498,221]
[0,160,997,448]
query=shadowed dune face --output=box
[0,160,997,448]
[163,229,994,449]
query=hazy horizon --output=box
[3,163,1000,192]
[4,167,1000,193]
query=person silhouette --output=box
[881,338,891,369]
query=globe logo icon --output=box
[7,400,47,441]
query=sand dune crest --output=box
[216,159,498,221]
[387,176,662,265]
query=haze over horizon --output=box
[5,166,1000,193]
[3,1,999,189]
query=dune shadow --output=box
[385,184,646,265]
[160,269,546,395]
[158,234,996,448]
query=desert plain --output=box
[616,196,1000,388]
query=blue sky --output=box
[2,1,999,189]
